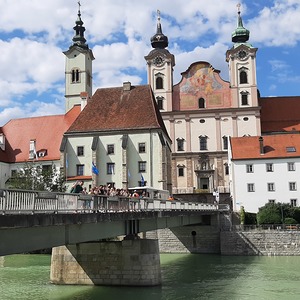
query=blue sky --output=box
[0,0,300,126]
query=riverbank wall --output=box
[221,230,300,256]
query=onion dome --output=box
[231,4,250,43]
[71,1,88,49]
[151,10,168,49]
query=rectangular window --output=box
[247,183,255,192]
[199,136,207,150]
[289,182,297,191]
[268,199,275,204]
[177,139,184,151]
[288,162,295,171]
[241,94,248,105]
[76,164,84,176]
[77,146,84,156]
[107,144,114,155]
[223,136,228,150]
[268,183,275,192]
[178,167,184,177]
[246,164,253,173]
[290,199,297,207]
[107,163,115,175]
[138,143,146,153]
[138,161,146,173]
[266,163,273,172]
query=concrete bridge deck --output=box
[0,189,229,256]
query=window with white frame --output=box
[266,163,274,172]
[138,161,146,173]
[267,183,275,192]
[288,162,295,171]
[246,164,254,173]
[107,144,115,155]
[178,167,184,177]
[177,138,184,151]
[71,68,80,83]
[107,163,115,174]
[222,136,228,150]
[290,199,297,207]
[247,183,255,192]
[138,142,146,153]
[77,146,84,156]
[199,136,208,150]
[76,164,84,176]
[289,182,297,191]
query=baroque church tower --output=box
[144,10,175,112]
[64,2,94,112]
[226,5,259,112]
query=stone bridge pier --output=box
[50,237,161,286]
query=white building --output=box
[229,134,300,212]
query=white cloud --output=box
[0,0,300,125]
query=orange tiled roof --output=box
[230,134,300,160]
[67,84,169,138]
[260,96,300,133]
[0,106,81,163]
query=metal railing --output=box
[231,224,300,231]
[0,189,229,215]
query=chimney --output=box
[80,92,89,111]
[259,136,264,154]
[123,81,131,91]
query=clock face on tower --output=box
[238,50,247,60]
[153,56,164,66]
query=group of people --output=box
[70,182,136,197]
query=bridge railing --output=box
[0,189,229,215]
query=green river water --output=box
[0,254,299,300]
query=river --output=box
[0,254,299,300]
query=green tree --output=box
[8,162,66,192]
[257,202,297,225]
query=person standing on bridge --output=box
[73,181,84,193]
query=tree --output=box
[257,202,298,225]
[8,162,66,192]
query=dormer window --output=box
[29,140,37,160]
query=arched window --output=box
[71,68,80,83]
[222,136,228,150]
[240,70,248,84]
[198,97,205,108]
[156,77,163,89]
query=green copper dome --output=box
[232,11,250,43]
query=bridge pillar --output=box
[50,238,161,286]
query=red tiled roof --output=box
[67,84,169,137]
[230,134,300,160]
[0,106,81,163]
[260,96,300,133]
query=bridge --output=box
[0,188,230,286]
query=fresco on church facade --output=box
[173,62,231,110]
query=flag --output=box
[141,174,145,186]
[92,162,99,175]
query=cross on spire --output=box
[237,3,241,14]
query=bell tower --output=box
[63,2,94,112]
[144,10,175,112]
[226,4,258,108]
